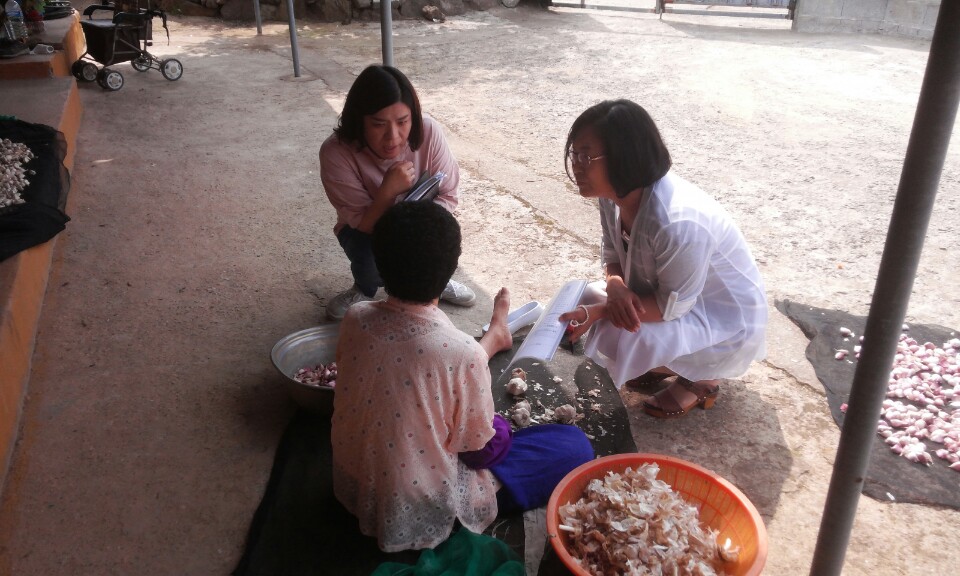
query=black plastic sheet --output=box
[0,119,70,262]
[777,299,960,509]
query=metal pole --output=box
[253,0,262,35]
[285,0,301,77]
[380,0,394,67]
[809,3,960,575]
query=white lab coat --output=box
[583,171,767,387]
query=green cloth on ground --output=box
[371,529,524,576]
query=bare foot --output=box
[479,287,513,358]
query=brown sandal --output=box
[624,371,673,389]
[642,378,720,419]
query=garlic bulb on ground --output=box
[505,377,528,395]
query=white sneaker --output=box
[482,301,545,334]
[327,286,376,320]
[441,279,476,307]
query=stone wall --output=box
[152,0,943,35]
[792,0,940,39]
[155,0,507,23]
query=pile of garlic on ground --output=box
[504,366,584,427]
[836,326,960,470]
[0,138,35,209]
[558,463,734,576]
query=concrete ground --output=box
[2,4,959,575]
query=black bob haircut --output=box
[333,65,424,152]
[372,202,461,303]
[564,99,672,198]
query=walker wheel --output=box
[160,58,183,81]
[97,68,124,91]
[79,62,99,83]
[71,60,85,80]
[131,54,151,72]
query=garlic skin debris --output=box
[558,463,729,575]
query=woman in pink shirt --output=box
[320,65,476,320]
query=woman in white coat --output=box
[559,100,767,419]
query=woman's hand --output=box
[356,161,417,233]
[605,277,644,332]
[559,303,606,342]
[377,160,417,201]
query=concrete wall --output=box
[793,0,940,39]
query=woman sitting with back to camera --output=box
[319,64,476,320]
[331,201,593,553]
[559,99,767,419]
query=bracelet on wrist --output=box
[569,304,590,328]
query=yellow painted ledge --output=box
[0,76,82,492]
[0,11,82,80]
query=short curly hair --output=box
[372,202,461,303]
[333,65,424,152]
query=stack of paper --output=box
[511,279,587,363]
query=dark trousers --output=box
[337,226,382,298]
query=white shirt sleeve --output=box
[652,219,715,321]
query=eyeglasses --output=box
[567,151,606,167]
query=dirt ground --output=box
[1,4,959,575]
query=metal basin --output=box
[270,324,339,415]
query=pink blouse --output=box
[319,115,461,235]
[331,299,498,552]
